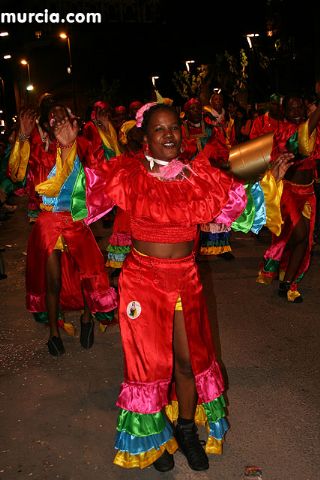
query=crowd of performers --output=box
[1,84,320,472]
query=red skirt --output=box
[26,211,117,313]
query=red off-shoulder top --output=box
[100,151,243,243]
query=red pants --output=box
[117,248,224,412]
[26,211,117,313]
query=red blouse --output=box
[101,151,239,243]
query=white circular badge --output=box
[126,301,141,319]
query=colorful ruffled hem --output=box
[114,394,228,469]
[200,231,231,256]
[106,244,131,268]
[165,397,228,454]
[114,437,178,469]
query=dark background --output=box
[0,0,319,120]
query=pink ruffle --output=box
[195,360,225,404]
[108,232,132,246]
[213,182,246,227]
[116,379,171,414]
[84,166,115,225]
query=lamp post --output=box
[20,59,34,100]
[59,32,76,111]
[185,60,195,72]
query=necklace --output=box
[145,154,195,181]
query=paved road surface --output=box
[0,196,319,480]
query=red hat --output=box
[129,100,143,110]
[183,98,201,112]
[114,105,127,114]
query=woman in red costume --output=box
[9,94,58,223]
[87,103,248,472]
[257,93,320,302]
[25,104,117,355]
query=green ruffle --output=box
[71,163,88,221]
[107,245,131,254]
[263,258,279,273]
[202,395,226,423]
[117,409,166,437]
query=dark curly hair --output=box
[141,104,180,132]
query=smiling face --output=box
[285,97,306,124]
[144,107,182,161]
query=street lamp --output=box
[20,59,34,92]
[246,33,259,49]
[185,60,195,72]
[151,76,159,88]
[0,32,9,37]
[59,32,72,74]
[59,32,77,111]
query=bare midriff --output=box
[133,239,194,259]
[284,168,313,185]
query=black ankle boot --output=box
[153,450,174,472]
[278,281,291,297]
[80,315,94,349]
[47,336,65,356]
[175,422,209,471]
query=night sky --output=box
[0,0,318,118]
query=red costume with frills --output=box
[93,150,246,468]
[258,122,320,287]
[26,136,117,316]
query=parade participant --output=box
[112,105,128,133]
[25,104,117,355]
[82,101,121,162]
[9,94,58,223]
[128,100,143,120]
[256,93,320,302]
[92,102,249,471]
[249,93,284,139]
[201,91,237,259]
[89,103,293,471]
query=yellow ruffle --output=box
[287,289,301,302]
[165,400,207,425]
[9,139,30,182]
[298,120,316,157]
[256,270,274,285]
[113,437,178,469]
[200,246,231,256]
[36,143,77,197]
[62,322,76,336]
[205,437,223,454]
[97,124,121,156]
[106,260,123,268]
[260,170,283,236]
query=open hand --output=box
[19,108,37,137]
[271,153,295,181]
[53,116,78,147]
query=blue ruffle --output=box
[115,421,173,455]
